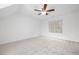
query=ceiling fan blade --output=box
[43,4,47,10]
[46,13,48,15]
[34,9,41,11]
[38,13,41,15]
[47,9,55,12]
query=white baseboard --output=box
[0,35,40,45]
[0,35,78,45]
[39,35,79,43]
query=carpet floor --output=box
[0,37,79,55]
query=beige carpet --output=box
[0,37,79,55]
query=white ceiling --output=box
[0,4,13,9]
[20,4,79,20]
[0,4,79,20]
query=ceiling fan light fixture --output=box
[41,11,46,15]
[34,4,55,15]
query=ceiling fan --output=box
[34,4,55,15]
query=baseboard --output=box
[0,35,41,45]
[0,35,78,45]
[39,35,79,43]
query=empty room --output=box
[0,4,79,55]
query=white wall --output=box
[0,4,79,44]
[40,12,79,42]
[0,5,20,18]
[40,17,64,39]
[63,12,79,42]
[0,5,40,44]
